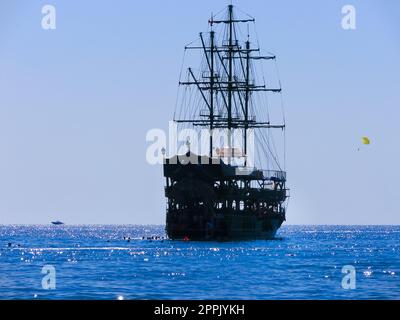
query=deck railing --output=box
[228,167,286,181]
[262,170,287,181]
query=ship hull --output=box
[167,210,283,241]
[163,154,287,242]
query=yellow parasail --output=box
[362,137,371,145]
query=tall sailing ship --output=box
[164,5,289,240]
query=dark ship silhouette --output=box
[51,221,64,225]
[164,5,289,241]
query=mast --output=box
[210,30,215,158]
[227,4,234,162]
[244,39,250,166]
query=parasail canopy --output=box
[362,137,371,145]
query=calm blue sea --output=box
[0,225,399,300]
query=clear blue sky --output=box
[0,0,399,225]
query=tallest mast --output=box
[227,4,234,162]
[209,30,215,158]
[227,4,233,131]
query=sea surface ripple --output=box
[0,225,399,300]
